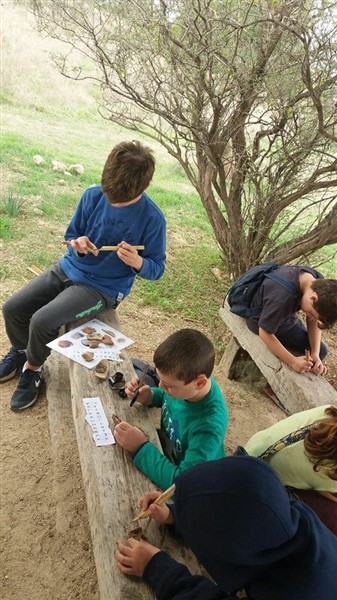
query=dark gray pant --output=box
[2,263,118,366]
[275,316,328,360]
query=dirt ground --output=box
[0,300,336,600]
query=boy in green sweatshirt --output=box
[114,329,228,490]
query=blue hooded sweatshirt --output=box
[143,456,337,599]
[60,186,166,300]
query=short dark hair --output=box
[153,329,215,384]
[101,140,155,204]
[311,279,337,329]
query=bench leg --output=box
[219,336,261,382]
[219,337,242,378]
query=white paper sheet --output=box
[83,396,115,446]
[47,318,134,368]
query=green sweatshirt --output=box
[132,377,228,490]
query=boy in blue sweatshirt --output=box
[114,329,229,490]
[0,141,166,410]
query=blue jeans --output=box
[275,317,328,360]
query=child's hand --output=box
[114,421,148,453]
[116,538,160,577]
[139,491,174,525]
[116,241,143,271]
[290,355,313,374]
[310,354,327,376]
[125,377,153,405]
[63,236,99,256]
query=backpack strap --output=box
[244,272,298,317]
[257,423,316,460]
[265,272,298,298]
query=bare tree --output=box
[32,0,337,277]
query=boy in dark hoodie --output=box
[116,456,337,600]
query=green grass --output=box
[0,214,15,242]
[307,247,337,278]
[133,244,226,321]
[0,191,25,217]
[1,131,100,188]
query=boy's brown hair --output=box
[311,279,337,329]
[154,329,215,384]
[101,140,155,203]
[304,405,337,480]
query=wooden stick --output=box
[99,245,145,251]
[305,349,311,361]
[131,484,176,522]
[27,265,43,276]
[63,241,144,253]
[112,414,121,426]
[129,363,150,407]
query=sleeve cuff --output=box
[131,440,150,460]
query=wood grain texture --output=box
[47,309,201,600]
[219,304,337,414]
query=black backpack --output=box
[131,358,160,387]
[226,263,298,318]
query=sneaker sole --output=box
[0,368,18,383]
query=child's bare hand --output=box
[310,354,327,376]
[140,490,162,509]
[116,538,160,577]
[63,237,98,256]
[139,491,174,525]
[117,241,143,271]
[114,421,148,453]
[290,355,313,374]
[124,377,153,405]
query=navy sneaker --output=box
[10,368,43,411]
[0,347,27,382]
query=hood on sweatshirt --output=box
[173,456,337,598]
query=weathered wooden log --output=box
[219,304,337,414]
[62,309,202,599]
[45,350,80,534]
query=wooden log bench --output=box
[45,309,202,600]
[219,302,337,415]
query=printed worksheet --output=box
[83,396,115,446]
[47,318,134,368]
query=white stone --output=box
[52,160,67,172]
[69,163,85,175]
[33,154,44,165]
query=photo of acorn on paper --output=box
[46,318,134,368]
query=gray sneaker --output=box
[10,368,43,411]
[0,347,27,382]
